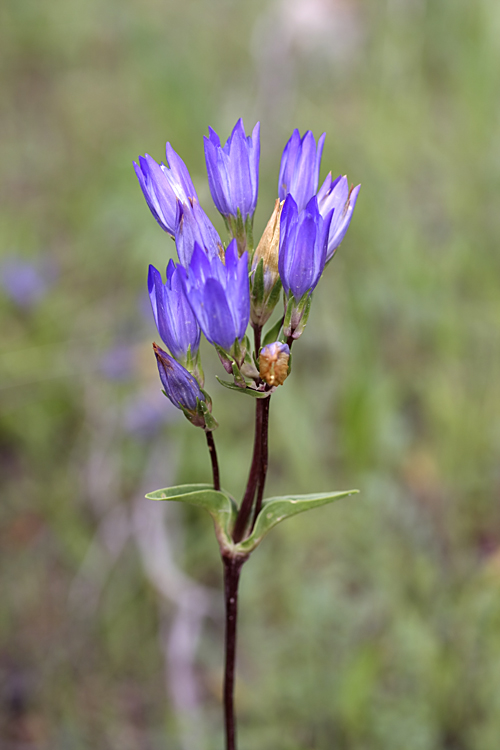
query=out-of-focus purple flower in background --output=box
[123,390,178,438]
[204,119,260,222]
[278,129,325,213]
[99,345,137,382]
[133,145,198,237]
[317,174,360,261]
[0,256,58,309]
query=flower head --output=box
[134,144,198,236]
[153,342,205,414]
[317,175,360,261]
[204,119,260,222]
[175,199,224,266]
[181,240,250,354]
[148,260,201,366]
[278,129,325,213]
[278,194,332,302]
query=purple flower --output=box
[153,343,205,412]
[181,240,250,353]
[278,129,326,213]
[133,144,198,236]
[99,345,136,381]
[317,174,361,261]
[204,119,260,221]
[148,260,201,363]
[124,391,177,438]
[175,199,224,266]
[278,195,333,301]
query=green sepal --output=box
[262,315,285,349]
[251,258,265,305]
[283,290,312,338]
[216,376,270,398]
[198,397,218,431]
[237,489,359,554]
[145,483,238,556]
[226,209,254,258]
[245,214,254,256]
[231,360,246,388]
[185,345,204,388]
[267,277,283,312]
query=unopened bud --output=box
[250,200,283,326]
[259,342,290,387]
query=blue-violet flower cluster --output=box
[135,122,359,423]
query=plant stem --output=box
[205,430,221,491]
[223,555,245,750]
[251,394,270,529]
[232,398,264,542]
[253,324,262,358]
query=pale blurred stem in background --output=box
[205,430,221,491]
[222,324,272,750]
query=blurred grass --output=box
[1,0,500,748]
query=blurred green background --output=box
[1,0,500,748]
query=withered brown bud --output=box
[259,342,290,387]
[250,199,284,327]
[252,199,282,280]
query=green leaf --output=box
[262,315,284,348]
[216,376,270,398]
[146,483,238,555]
[237,489,359,554]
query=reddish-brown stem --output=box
[232,399,263,542]
[223,555,244,750]
[205,430,221,491]
[251,395,270,530]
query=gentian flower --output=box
[204,119,260,227]
[134,144,198,236]
[279,194,333,339]
[181,239,250,369]
[175,198,224,266]
[148,260,203,383]
[153,343,210,428]
[317,174,361,261]
[278,129,326,213]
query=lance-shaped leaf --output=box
[237,489,359,554]
[216,376,270,398]
[146,484,239,556]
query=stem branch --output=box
[205,430,221,491]
[251,395,270,529]
[233,399,263,542]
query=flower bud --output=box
[259,342,290,387]
[153,342,207,427]
[250,199,283,327]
